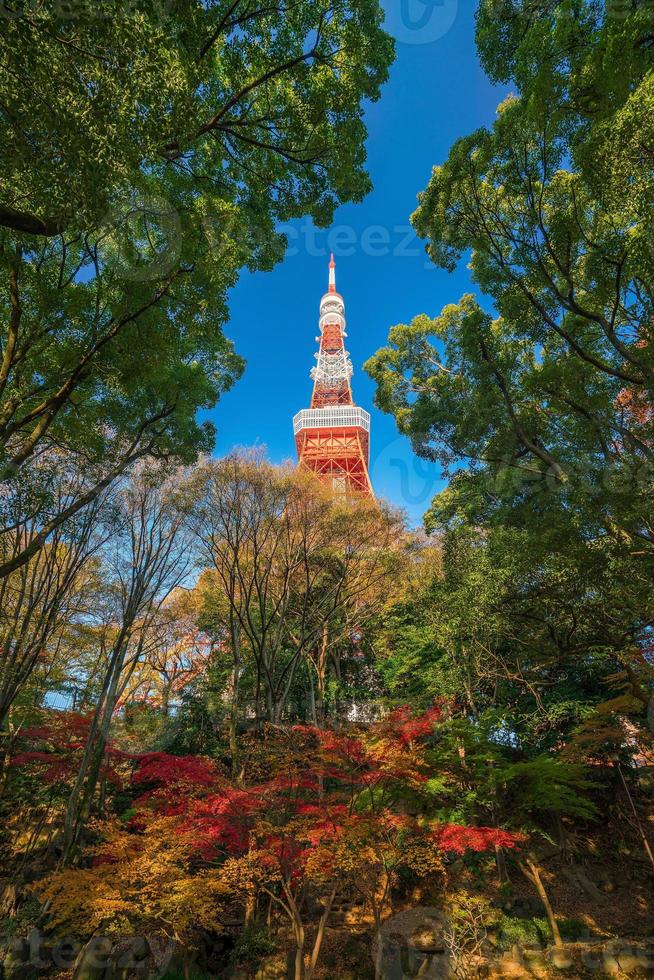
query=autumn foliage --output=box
[11,712,130,787]
[33,706,519,974]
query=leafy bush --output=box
[496,914,590,950]
[496,915,550,950]
[559,918,592,942]
[229,923,276,967]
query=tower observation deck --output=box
[293,256,374,497]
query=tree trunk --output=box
[315,624,329,725]
[244,891,256,926]
[227,660,240,778]
[228,709,240,780]
[618,762,654,873]
[0,713,19,798]
[280,884,306,980]
[161,682,172,718]
[519,859,563,947]
[63,711,111,861]
[306,885,336,980]
[494,843,509,884]
[61,635,127,863]
[307,668,317,726]
[229,621,241,778]
[292,921,305,980]
[372,902,384,980]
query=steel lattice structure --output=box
[293,256,374,497]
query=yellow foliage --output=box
[34,817,234,943]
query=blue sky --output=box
[206,0,506,525]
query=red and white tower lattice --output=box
[293,256,374,497]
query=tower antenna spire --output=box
[328,253,336,294]
[292,259,374,498]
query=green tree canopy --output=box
[366,0,653,549]
[366,0,654,738]
[0,0,394,575]
[0,0,394,236]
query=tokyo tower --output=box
[293,255,374,497]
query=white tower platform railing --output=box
[293,406,371,436]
